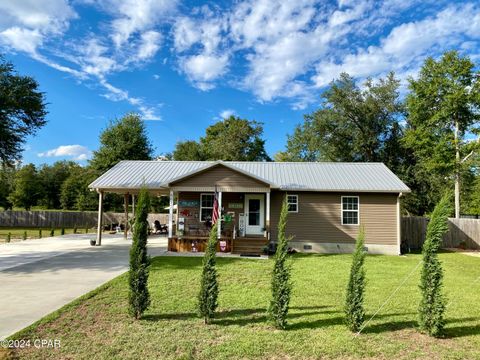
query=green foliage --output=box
[0,164,15,210]
[90,113,153,172]
[0,57,47,165]
[22,231,27,240]
[465,175,480,215]
[6,232,11,243]
[128,188,151,319]
[283,73,404,163]
[73,227,77,234]
[418,194,451,337]
[197,223,219,324]
[8,164,41,210]
[173,116,270,161]
[268,196,292,329]
[50,228,54,237]
[345,227,366,332]
[61,228,65,236]
[37,161,80,209]
[173,140,204,161]
[60,167,99,211]
[38,229,42,238]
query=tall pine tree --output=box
[268,196,292,329]
[128,187,151,319]
[345,227,366,332]
[418,194,451,336]
[198,223,219,324]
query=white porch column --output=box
[266,191,271,239]
[168,190,174,238]
[124,193,129,240]
[96,190,103,246]
[132,194,136,217]
[217,191,222,239]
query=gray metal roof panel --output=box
[89,161,410,192]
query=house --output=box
[89,160,410,255]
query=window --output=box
[200,194,214,222]
[341,196,359,225]
[287,194,298,213]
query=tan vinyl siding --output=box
[171,165,267,188]
[270,191,398,246]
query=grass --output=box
[6,252,480,360]
[0,227,95,243]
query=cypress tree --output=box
[198,223,219,324]
[22,231,27,241]
[418,194,451,336]
[50,228,54,237]
[268,196,292,329]
[345,226,366,332]
[6,232,11,243]
[38,229,42,238]
[128,188,151,319]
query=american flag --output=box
[212,190,219,225]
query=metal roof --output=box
[89,160,410,193]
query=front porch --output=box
[168,235,269,254]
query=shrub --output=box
[345,226,367,332]
[61,228,65,236]
[22,231,27,241]
[128,188,151,319]
[39,229,42,238]
[85,227,89,234]
[73,226,77,234]
[268,196,292,329]
[6,232,11,243]
[50,228,54,237]
[418,194,451,337]
[198,223,219,324]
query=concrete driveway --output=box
[0,234,167,340]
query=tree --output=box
[8,164,41,210]
[418,194,451,337]
[466,175,480,215]
[60,167,98,211]
[172,116,270,161]
[173,140,204,160]
[404,51,480,218]
[0,164,15,209]
[198,223,219,324]
[283,73,404,163]
[38,161,80,209]
[128,187,151,319]
[268,196,292,329]
[90,113,154,172]
[345,227,366,332]
[0,57,47,165]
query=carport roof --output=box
[88,160,410,194]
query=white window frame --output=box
[200,193,214,222]
[287,194,299,213]
[341,196,359,226]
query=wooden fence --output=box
[401,216,480,250]
[0,210,169,229]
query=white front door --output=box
[245,194,265,235]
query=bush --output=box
[418,194,451,337]
[268,196,292,329]
[38,229,42,238]
[50,228,54,237]
[198,223,219,324]
[85,227,89,234]
[22,231,27,241]
[128,188,151,319]
[6,232,11,243]
[345,226,366,332]
[61,228,65,236]
[73,226,77,234]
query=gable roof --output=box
[89,160,410,193]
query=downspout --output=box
[397,192,403,255]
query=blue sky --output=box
[1,0,479,165]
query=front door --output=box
[245,194,265,235]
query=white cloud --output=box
[220,109,236,119]
[312,3,480,88]
[179,54,229,90]
[38,145,91,161]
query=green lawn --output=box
[6,252,480,360]
[0,228,95,243]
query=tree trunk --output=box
[454,119,460,219]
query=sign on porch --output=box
[178,200,199,207]
[228,202,243,209]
